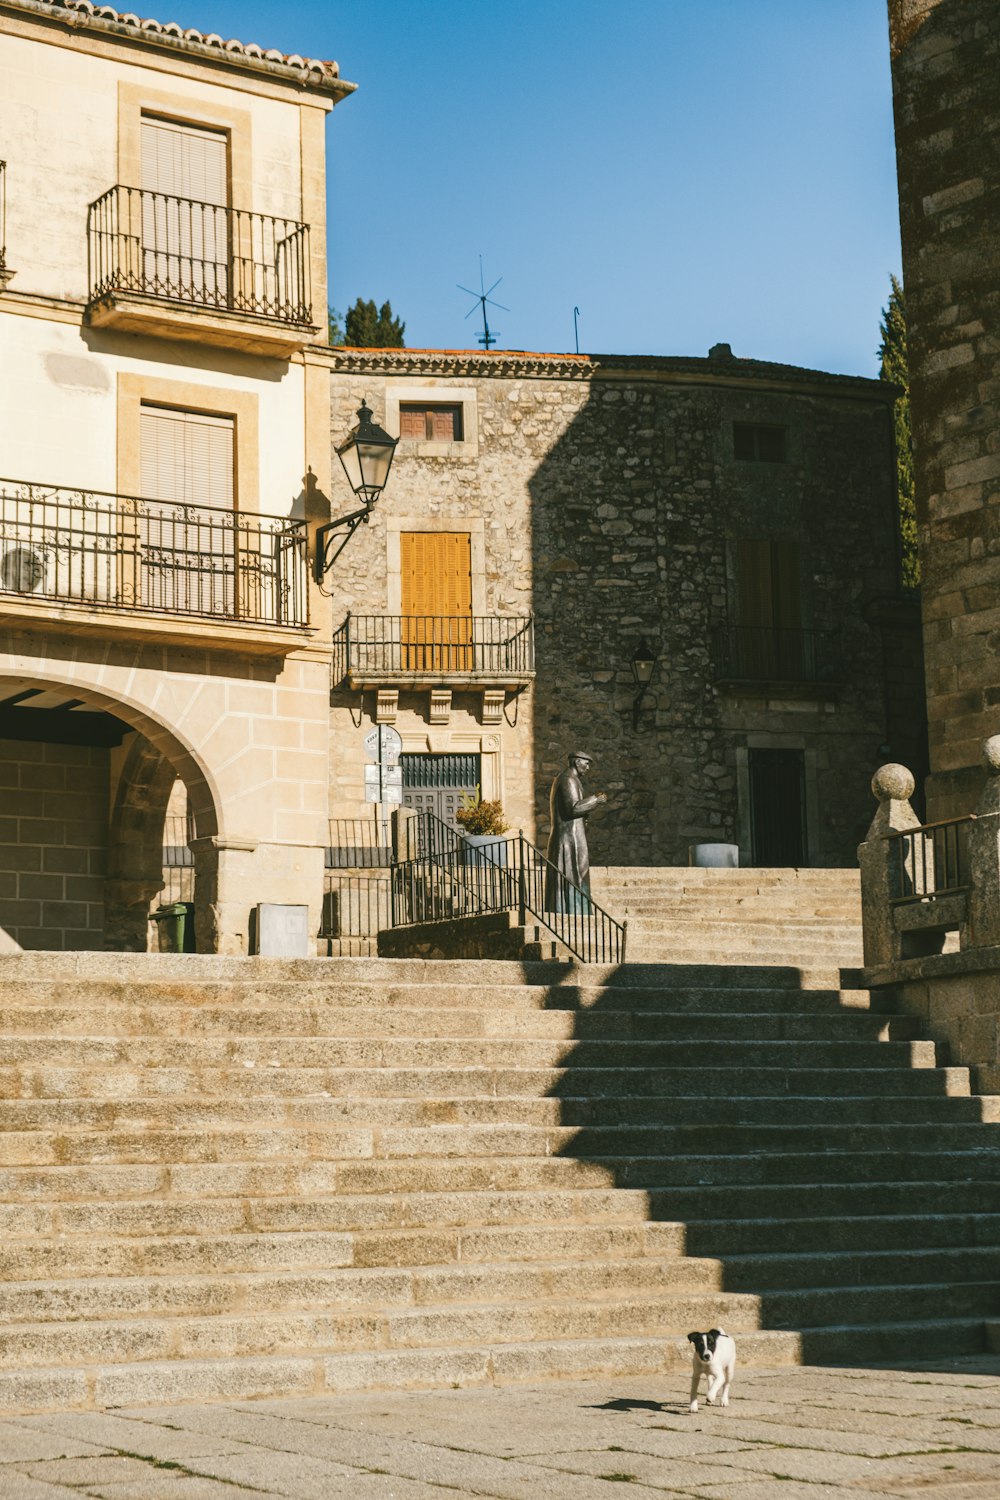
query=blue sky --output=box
[159,1,900,376]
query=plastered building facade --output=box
[0,0,351,952]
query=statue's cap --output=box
[569,749,594,762]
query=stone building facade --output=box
[326,347,923,870]
[888,0,1000,819]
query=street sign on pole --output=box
[363,725,402,765]
[362,729,404,804]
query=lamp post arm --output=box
[314,503,373,582]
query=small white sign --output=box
[382,783,403,804]
[382,765,402,787]
[363,725,403,764]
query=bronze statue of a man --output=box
[545,750,607,910]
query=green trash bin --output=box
[152,901,195,953]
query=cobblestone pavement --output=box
[2,1358,999,1499]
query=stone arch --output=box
[0,664,223,952]
[0,663,222,841]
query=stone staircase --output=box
[592,866,864,966]
[1,885,1000,1412]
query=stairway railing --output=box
[390,814,627,964]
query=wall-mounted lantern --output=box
[314,400,398,581]
[630,638,657,729]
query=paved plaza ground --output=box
[1,1358,999,1499]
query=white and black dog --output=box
[687,1328,736,1412]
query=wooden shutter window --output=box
[141,116,229,205]
[398,404,463,442]
[140,405,235,510]
[400,532,473,670]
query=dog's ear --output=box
[708,1328,723,1339]
[686,1332,699,1344]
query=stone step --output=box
[0,1034,941,1071]
[0,1064,973,1108]
[0,982,880,1014]
[0,1200,677,1248]
[703,1245,1000,1290]
[0,1005,916,1042]
[11,1090,994,1136]
[0,955,857,993]
[0,1229,707,1289]
[0,1328,809,1413]
[0,1260,735,1328]
[684,1212,1000,1256]
[645,1178,1000,1220]
[4,1094,997,1156]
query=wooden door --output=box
[400,532,472,671]
[749,749,807,866]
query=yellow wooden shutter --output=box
[401,533,472,669]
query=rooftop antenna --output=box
[458,256,509,350]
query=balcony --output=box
[334,614,535,694]
[0,478,311,652]
[711,625,840,694]
[86,186,317,355]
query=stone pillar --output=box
[966,736,1000,948]
[103,878,164,953]
[857,763,921,967]
[190,837,326,956]
[392,806,419,864]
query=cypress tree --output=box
[878,274,919,589]
[344,298,406,348]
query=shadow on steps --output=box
[541,956,1000,1371]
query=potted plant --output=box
[455,789,511,868]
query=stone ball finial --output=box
[981,736,1000,776]
[871,763,915,803]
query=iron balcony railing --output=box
[0,478,309,627]
[888,815,974,906]
[0,160,7,272]
[711,625,839,686]
[87,185,312,325]
[333,614,535,683]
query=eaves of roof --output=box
[1,0,356,99]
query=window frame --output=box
[385,386,479,458]
[733,421,788,463]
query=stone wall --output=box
[328,351,918,867]
[0,738,107,949]
[888,0,1000,819]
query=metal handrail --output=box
[0,476,309,627]
[712,624,839,685]
[887,815,975,906]
[87,184,312,325]
[390,818,627,964]
[333,613,535,682]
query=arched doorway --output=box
[0,673,218,952]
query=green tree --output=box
[344,297,406,348]
[327,306,345,346]
[878,274,919,589]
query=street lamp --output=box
[314,400,399,580]
[630,638,657,729]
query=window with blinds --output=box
[139,404,236,615]
[140,115,230,305]
[400,531,473,670]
